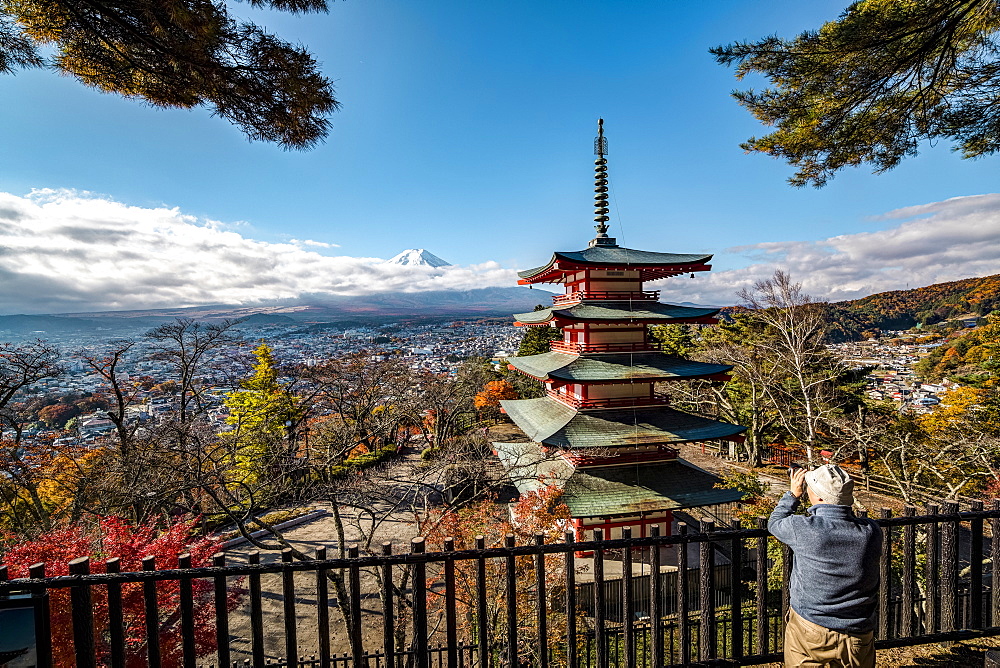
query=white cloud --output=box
[0,189,518,314]
[7,189,1000,314]
[653,193,1000,306]
[290,238,340,249]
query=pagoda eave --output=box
[555,315,719,326]
[494,441,745,518]
[515,315,719,327]
[541,374,730,387]
[500,396,747,449]
[507,351,734,384]
[514,302,721,327]
[518,261,713,286]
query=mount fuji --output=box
[386,249,451,268]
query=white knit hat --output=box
[805,464,855,506]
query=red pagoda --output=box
[495,120,746,542]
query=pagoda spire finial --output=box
[590,118,617,248]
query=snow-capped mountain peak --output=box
[386,249,451,268]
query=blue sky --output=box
[2,0,999,313]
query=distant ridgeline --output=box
[821,274,1000,342]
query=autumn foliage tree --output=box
[1,516,240,668]
[423,486,572,665]
[473,379,518,422]
[38,402,79,428]
[738,271,844,462]
[0,439,103,533]
[223,342,305,487]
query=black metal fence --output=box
[3,499,1000,667]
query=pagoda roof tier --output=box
[499,396,746,449]
[514,301,719,326]
[508,351,732,383]
[517,246,713,284]
[494,441,744,517]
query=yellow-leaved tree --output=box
[223,342,303,488]
[909,386,1000,498]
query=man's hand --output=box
[790,467,808,499]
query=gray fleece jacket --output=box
[768,492,883,634]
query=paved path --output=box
[211,446,431,665]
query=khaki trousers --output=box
[784,607,875,668]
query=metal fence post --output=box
[593,528,606,668]
[533,533,548,668]
[28,562,52,668]
[505,534,518,668]
[248,551,265,668]
[412,537,429,668]
[941,500,959,633]
[177,553,196,668]
[445,537,459,668]
[925,503,940,633]
[971,500,984,630]
[622,527,635,668]
[212,552,230,668]
[104,557,126,668]
[677,524,690,666]
[649,525,663,668]
[879,508,892,639]
[476,535,490,668]
[283,548,300,665]
[699,519,716,661]
[564,531,577,668]
[755,517,768,655]
[141,555,161,668]
[730,530,744,660]
[316,547,332,668]
[901,506,916,637]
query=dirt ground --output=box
[206,443,432,665]
[213,505,414,664]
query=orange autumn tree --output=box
[473,380,518,410]
[423,485,571,665]
[473,380,518,422]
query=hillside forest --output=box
[822,272,1000,341]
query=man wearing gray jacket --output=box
[769,464,883,667]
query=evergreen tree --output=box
[1,0,337,148]
[517,306,562,356]
[649,323,695,357]
[517,326,562,356]
[713,0,1000,186]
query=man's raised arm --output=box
[768,467,807,547]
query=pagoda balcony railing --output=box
[565,447,679,466]
[552,290,660,305]
[547,390,671,409]
[551,340,659,354]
